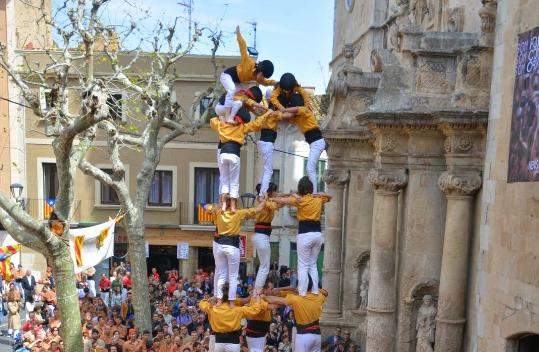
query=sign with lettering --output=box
[508,26,539,182]
[240,235,247,259]
[177,243,189,259]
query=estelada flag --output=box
[69,219,116,274]
[0,244,21,280]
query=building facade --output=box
[323,0,539,351]
[16,48,258,277]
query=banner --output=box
[145,241,149,258]
[0,244,21,280]
[508,25,539,182]
[69,219,116,274]
[177,243,189,259]
[240,235,247,259]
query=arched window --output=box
[507,333,539,352]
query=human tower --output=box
[201,26,332,352]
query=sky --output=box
[52,0,335,93]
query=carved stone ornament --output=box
[371,50,383,72]
[368,168,408,192]
[345,0,355,12]
[327,44,362,99]
[438,172,482,196]
[479,0,497,34]
[324,169,350,187]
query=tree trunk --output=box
[126,213,152,332]
[52,245,83,351]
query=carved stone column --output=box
[434,172,481,352]
[322,169,350,318]
[365,168,408,352]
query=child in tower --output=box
[204,199,265,307]
[270,72,312,112]
[220,26,276,123]
[215,85,267,118]
[210,108,282,212]
[280,95,327,193]
[270,177,332,297]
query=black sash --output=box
[298,220,321,234]
[260,129,277,143]
[304,128,323,144]
[214,235,240,248]
[296,320,321,335]
[215,330,241,344]
[220,141,242,157]
[245,319,271,338]
[224,67,240,83]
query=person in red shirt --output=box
[99,273,111,307]
[167,277,178,297]
[150,268,160,284]
[122,272,132,290]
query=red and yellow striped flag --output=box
[74,236,85,267]
[0,244,21,281]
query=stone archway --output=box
[353,251,370,310]
[401,280,439,352]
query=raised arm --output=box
[236,26,250,65]
[312,192,332,201]
[264,295,287,306]
[269,196,297,206]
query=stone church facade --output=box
[321,0,539,351]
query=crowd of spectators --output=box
[0,260,358,352]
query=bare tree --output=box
[76,11,224,333]
[0,0,223,345]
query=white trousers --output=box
[252,233,271,289]
[215,342,241,352]
[215,102,243,123]
[209,334,216,352]
[217,148,222,194]
[219,153,241,199]
[87,279,96,297]
[306,138,326,193]
[257,141,274,196]
[246,336,266,352]
[295,333,321,352]
[213,242,240,300]
[297,231,323,296]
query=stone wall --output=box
[469,0,539,351]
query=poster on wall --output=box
[508,25,539,182]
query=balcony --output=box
[25,198,82,223]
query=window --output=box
[43,163,59,200]
[303,159,327,192]
[100,169,120,205]
[148,170,173,206]
[194,168,220,223]
[39,88,68,114]
[107,93,125,121]
[199,97,211,117]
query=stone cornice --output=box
[322,129,374,143]
[324,169,350,187]
[438,172,482,196]
[368,168,408,193]
[357,110,488,131]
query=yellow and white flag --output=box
[69,219,116,274]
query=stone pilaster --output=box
[434,172,481,352]
[322,169,350,318]
[365,168,408,352]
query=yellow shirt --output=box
[289,107,319,134]
[270,85,311,111]
[235,31,277,86]
[255,201,278,223]
[289,194,330,221]
[199,299,262,333]
[207,205,256,235]
[209,111,274,145]
[236,297,272,322]
[233,91,258,109]
[284,289,328,325]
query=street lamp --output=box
[240,193,256,208]
[10,183,24,208]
